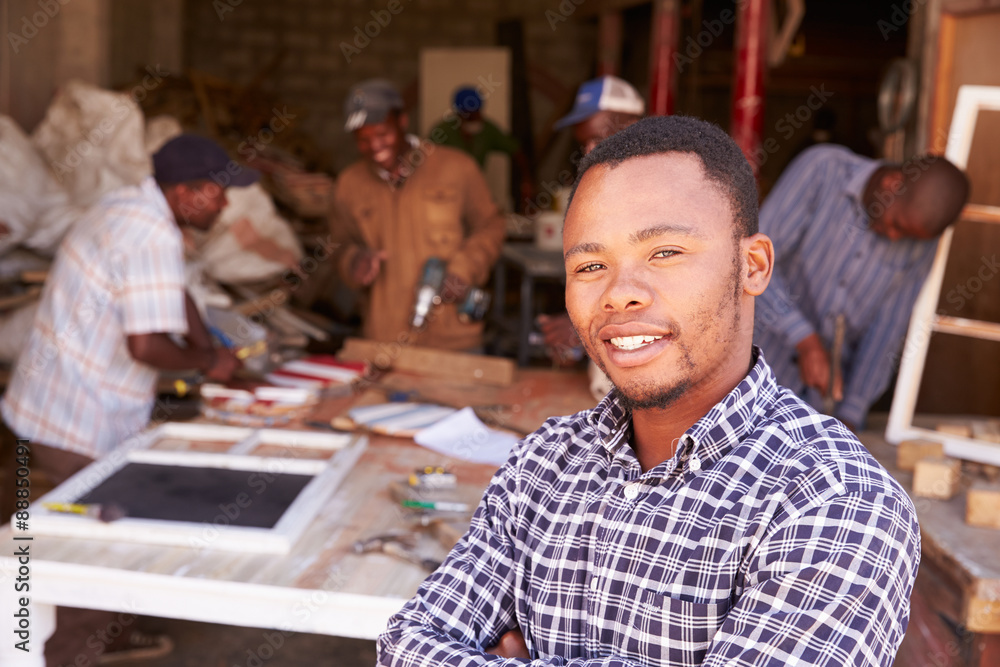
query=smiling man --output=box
[378,116,920,666]
[332,79,505,351]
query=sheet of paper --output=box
[414,407,520,466]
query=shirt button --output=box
[590,577,600,591]
[689,456,702,472]
[623,483,639,500]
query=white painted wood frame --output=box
[30,423,367,554]
[886,85,1000,466]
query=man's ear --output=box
[742,233,773,296]
[880,168,906,196]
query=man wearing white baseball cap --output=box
[554,75,646,155]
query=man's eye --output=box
[653,249,679,259]
[577,263,604,273]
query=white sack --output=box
[31,79,151,207]
[0,116,84,257]
[193,183,304,284]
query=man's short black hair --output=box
[569,115,759,238]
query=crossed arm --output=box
[378,459,919,666]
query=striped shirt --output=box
[753,145,938,428]
[1,178,187,458]
[378,352,920,666]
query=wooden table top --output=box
[0,366,597,639]
[859,416,1000,634]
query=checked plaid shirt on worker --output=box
[378,352,920,666]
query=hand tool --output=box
[352,531,440,572]
[824,314,847,415]
[42,502,127,522]
[400,499,471,513]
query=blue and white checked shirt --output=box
[753,145,938,428]
[1,178,187,458]
[378,352,920,666]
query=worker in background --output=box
[0,134,248,664]
[332,79,506,352]
[554,74,647,156]
[537,75,644,399]
[754,144,970,430]
[379,115,919,667]
[428,86,536,209]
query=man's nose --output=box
[602,269,653,312]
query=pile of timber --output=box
[898,419,1000,530]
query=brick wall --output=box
[184,0,596,174]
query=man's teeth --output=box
[609,335,662,351]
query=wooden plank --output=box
[933,316,1000,343]
[863,423,1000,633]
[971,420,1000,444]
[962,203,1000,225]
[966,482,1000,529]
[338,337,515,387]
[897,439,945,471]
[914,456,963,499]
[938,421,974,438]
[967,595,1000,633]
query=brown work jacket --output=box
[330,142,505,351]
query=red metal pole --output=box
[731,0,769,177]
[597,12,623,77]
[648,0,680,116]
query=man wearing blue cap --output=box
[333,79,505,351]
[428,86,535,207]
[0,133,251,664]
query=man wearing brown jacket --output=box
[332,79,506,352]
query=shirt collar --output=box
[844,156,884,209]
[142,176,174,221]
[586,347,780,472]
[373,134,422,188]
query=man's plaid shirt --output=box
[379,352,920,666]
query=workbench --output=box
[5,371,997,666]
[861,417,1000,667]
[0,367,595,667]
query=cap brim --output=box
[344,108,393,132]
[554,107,597,131]
[229,166,261,187]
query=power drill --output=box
[411,257,491,328]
